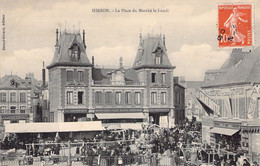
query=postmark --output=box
[218,4,253,48]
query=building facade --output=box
[0,74,41,126]
[173,77,185,124]
[47,30,176,128]
[198,47,260,163]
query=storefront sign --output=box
[196,90,220,116]
[204,87,245,97]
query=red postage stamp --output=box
[218,4,253,48]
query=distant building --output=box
[46,30,176,129]
[185,81,205,121]
[198,47,260,162]
[0,74,41,125]
[204,69,225,83]
[173,77,185,124]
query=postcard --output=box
[0,0,260,165]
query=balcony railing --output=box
[0,109,31,114]
[93,81,145,86]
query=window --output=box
[161,92,166,104]
[155,56,161,65]
[20,92,26,102]
[115,92,122,104]
[161,73,166,83]
[10,92,16,102]
[0,93,6,102]
[10,120,18,123]
[78,71,83,82]
[78,91,83,104]
[20,106,26,113]
[135,92,141,104]
[10,106,16,113]
[151,92,157,104]
[151,73,156,83]
[50,112,54,122]
[71,44,80,62]
[95,92,102,104]
[0,106,6,113]
[231,98,239,118]
[125,92,131,104]
[175,92,181,104]
[67,71,73,82]
[105,92,112,104]
[154,47,163,65]
[67,91,73,104]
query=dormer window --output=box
[154,47,163,65]
[70,44,80,62]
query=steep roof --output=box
[47,32,91,69]
[203,46,260,87]
[220,48,249,71]
[0,75,40,96]
[132,34,175,70]
[92,68,139,83]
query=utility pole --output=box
[68,141,71,166]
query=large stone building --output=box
[0,74,42,125]
[47,30,176,128]
[198,47,260,163]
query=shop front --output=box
[149,108,170,128]
[95,112,147,130]
[210,119,242,152]
[63,109,89,122]
[241,120,260,164]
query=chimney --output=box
[119,57,123,69]
[139,33,142,43]
[83,30,86,48]
[92,56,94,66]
[163,34,167,50]
[42,62,46,88]
[56,29,59,45]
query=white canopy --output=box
[210,127,239,136]
[95,113,146,119]
[5,121,104,133]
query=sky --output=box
[0,0,260,81]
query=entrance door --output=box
[64,113,87,122]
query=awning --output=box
[103,123,144,130]
[95,113,146,119]
[121,123,143,130]
[149,108,170,113]
[210,127,239,136]
[5,121,104,133]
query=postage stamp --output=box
[218,4,253,48]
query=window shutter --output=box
[95,92,99,104]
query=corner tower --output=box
[47,29,93,122]
[133,34,176,127]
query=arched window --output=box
[70,44,80,62]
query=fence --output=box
[15,141,217,166]
[0,155,181,166]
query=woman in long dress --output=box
[224,7,248,45]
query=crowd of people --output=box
[23,121,204,165]
[2,120,259,166]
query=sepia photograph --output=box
[0,0,260,165]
